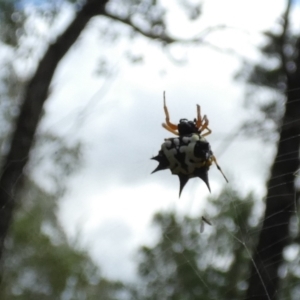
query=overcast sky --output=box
[31,0,290,281]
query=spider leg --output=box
[201,115,209,130]
[196,104,202,128]
[201,127,212,137]
[200,115,212,137]
[162,123,179,135]
[212,155,228,182]
[163,92,178,130]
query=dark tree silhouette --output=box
[0,0,110,263]
[242,1,300,299]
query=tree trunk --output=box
[245,51,300,299]
[0,0,109,263]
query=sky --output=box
[28,0,290,282]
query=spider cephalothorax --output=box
[151,92,228,196]
[177,119,199,135]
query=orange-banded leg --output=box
[196,104,202,128]
[162,123,179,135]
[200,115,212,137]
[162,92,179,135]
[212,155,228,182]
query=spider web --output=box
[125,92,300,300]
[1,2,300,299]
[1,82,299,300]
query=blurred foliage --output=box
[0,0,207,84]
[0,177,125,300]
[0,2,130,296]
[29,132,83,197]
[0,0,62,47]
[277,208,300,300]
[0,0,25,46]
[235,6,296,142]
[279,241,300,300]
[130,188,260,300]
[236,2,300,298]
[0,110,124,299]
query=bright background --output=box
[30,0,288,281]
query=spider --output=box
[152,92,228,196]
[162,92,211,137]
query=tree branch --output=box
[245,2,300,298]
[103,10,227,45]
[0,0,110,263]
[279,0,292,76]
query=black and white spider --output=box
[151,92,228,196]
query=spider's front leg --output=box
[196,104,202,128]
[162,92,179,135]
